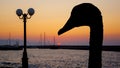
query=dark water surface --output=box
[0,49,119,68]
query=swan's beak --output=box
[58,16,75,35]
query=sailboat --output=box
[0,33,22,50]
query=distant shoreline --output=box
[22,45,120,52]
[0,45,120,52]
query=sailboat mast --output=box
[53,36,56,45]
[9,32,11,45]
[40,33,42,45]
[44,32,45,45]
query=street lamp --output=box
[16,8,35,68]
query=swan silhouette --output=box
[58,3,103,68]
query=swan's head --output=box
[58,3,101,35]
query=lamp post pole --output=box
[16,8,35,68]
[22,14,28,68]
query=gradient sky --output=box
[0,0,120,45]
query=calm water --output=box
[0,49,120,68]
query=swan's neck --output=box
[90,22,103,46]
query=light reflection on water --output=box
[0,49,120,68]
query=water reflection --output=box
[0,49,119,68]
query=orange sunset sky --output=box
[0,0,120,45]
